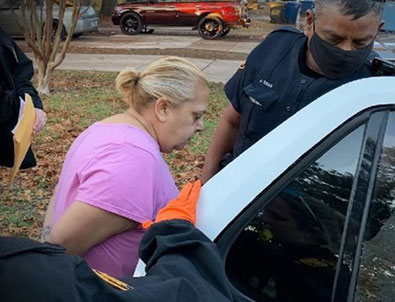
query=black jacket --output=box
[0,220,252,302]
[0,26,42,169]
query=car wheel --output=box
[53,20,66,41]
[44,20,66,41]
[120,12,143,35]
[198,16,223,40]
[221,27,230,37]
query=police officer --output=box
[0,25,46,169]
[201,0,385,183]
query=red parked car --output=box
[112,0,250,39]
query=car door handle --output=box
[196,5,200,8]
[169,5,175,8]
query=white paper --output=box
[11,96,26,135]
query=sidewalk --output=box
[26,53,241,84]
[21,33,254,83]
[67,33,259,54]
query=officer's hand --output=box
[142,180,201,230]
[33,108,46,134]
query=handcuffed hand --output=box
[142,180,201,230]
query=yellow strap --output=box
[92,269,133,291]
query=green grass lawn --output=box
[0,70,228,240]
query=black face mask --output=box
[309,29,374,80]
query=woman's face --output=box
[157,83,209,153]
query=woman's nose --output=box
[196,119,204,131]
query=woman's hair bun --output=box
[115,67,140,96]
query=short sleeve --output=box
[224,31,293,114]
[224,44,259,114]
[224,67,247,114]
[75,144,158,223]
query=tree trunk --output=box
[100,0,116,16]
[38,69,52,96]
[35,54,52,95]
[36,57,47,94]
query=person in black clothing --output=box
[200,1,385,300]
[0,181,252,302]
[201,0,385,183]
[0,25,46,169]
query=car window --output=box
[225,124,366,302]
[355,112,395,301]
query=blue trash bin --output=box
[381,1,395,32]
[284,1,301,24]
[300,0,314,14]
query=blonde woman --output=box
[42,57,209,277]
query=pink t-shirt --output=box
[51,123,179,277]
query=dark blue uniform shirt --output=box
[225,27,376,160]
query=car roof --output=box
[196,76,395,241]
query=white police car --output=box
[140,76,395,301]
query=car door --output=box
[215,108,395,302]
[143,0,176,25]
[0,0,22,37]
[175,0,201,26]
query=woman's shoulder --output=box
[85,123,161,160]
[108,123,161,155]
[64,123,165,178]
[80,122,155,148]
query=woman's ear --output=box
[154,98,169,122]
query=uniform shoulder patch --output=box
[239,59,247,70]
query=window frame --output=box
[215,106,395,301]
[341,110,390,302]
[330,110,388,302]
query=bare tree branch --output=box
[27,1,35,42]
[8,0,90,94]
[33,0,44,56]
[7,0,41,58]
[53,0,80,69]
[49,0,67,65]
[43,0,53,62]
